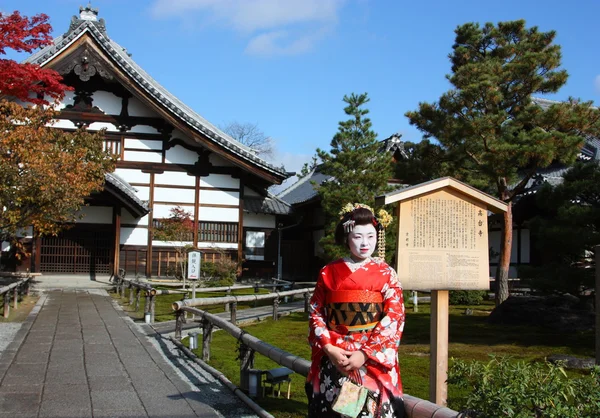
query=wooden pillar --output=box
[32,232,41,273]
[129,284,135,305]
[596,245,600,366]
[150,295,156,323]
[135,287,141,311]
[194,176,200,247]
[230,301,237,324]
[113,206,121,276]
[239,342,255,392]
[146,173,155,278]
[3,292,9,318]
[202,319,213,362]
[224,289,231,312]
[175,310,184,340]
[273,297,280,321]
[430,289,449,406]
[13,287,18,309]
[237,177,245,273]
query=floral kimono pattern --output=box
[306,258,405,418]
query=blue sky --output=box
[3,0,600,177]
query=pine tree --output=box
[405,20,600,305]
[317,93,394,260]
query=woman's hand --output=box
[323,344,352,371]
[343,350,367,372]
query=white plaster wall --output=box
[152,240,193,247]
[200,174,239,189]
[128,96,159,117]
[87,122,119,132]
[243,213,275,228]
[201,190,239,206]
[154,187,195,203]
[128,125,160,134]
[244,187,260,197]
[92,91,121,114]
[114,168,150,184]
[124,138,163,150]
[51,91,75,110]
[50,119,77,129]
[152,204,194,219]
[165,145,197,165]
[122,213,149,226]
[209,153,235,167]
[197,242,237,249]
[134,186,150,201]
[155,171,196,187]
[198,207,238,222]
[74,206,112,224]
[120,227,148,245]
[124,150,162,163]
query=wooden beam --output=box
[146,173,155,278]
[113,206,121,276]
[238,178,245,271]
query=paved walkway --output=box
[0,287,258,418]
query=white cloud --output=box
[149,0,345,56]
[595,75,600,95]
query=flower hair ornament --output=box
[339,203,393,259]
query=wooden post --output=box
[239,342,255,392]
[175,310,184,340]
[413,291,419,313]
[25,280,30,296]
[273,297,280,321]
[150,295,156,324]
[596,245,600,365]
[430,289,449,406]
[144,292,150,318]
[304,292,310,313]
[202,319,213,362]
[135,288,141,311]
[3,292,9,318]
[191,282,196,319]
[129,284,135,305]
[13,286,18,309]
[230,302,237,324]
[225,288,231,312]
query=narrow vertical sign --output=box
[187,250,201,280]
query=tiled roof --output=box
[25,11,286,182]
[244,195,292,215]
[277,169,330,205]
[104,173,150,216]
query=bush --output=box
[201,257,237,287]
[449,290,488,305]
[448,356,600,417]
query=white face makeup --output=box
[347,223,377,261]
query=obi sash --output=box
[325,290,383,334]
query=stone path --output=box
[0,289,258,418]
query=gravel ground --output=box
[0,322,22,354]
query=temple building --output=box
[11,5,292,278]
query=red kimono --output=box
[306,258,405,417]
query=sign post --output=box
[377,177,507,406]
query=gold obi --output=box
[325,290,383,334]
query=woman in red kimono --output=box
[306,204,405,418]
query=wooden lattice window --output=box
[198,221,238,243]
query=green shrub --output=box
[449,290,488,305]
[201,257,237,287]
[448,356,600,417]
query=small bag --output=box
[332,372,370,418]
[332,379,369,417]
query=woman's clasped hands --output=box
[323,344,367,373]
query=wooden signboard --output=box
[376,177,507,406]
[397,188,490,290]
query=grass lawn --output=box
[193,302,595,418]
[111,291,595,418]
[0,294,39,323]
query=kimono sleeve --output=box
[308,266,334,349]
[360,266,405,370]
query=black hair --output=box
[334,207,383,246]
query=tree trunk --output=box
[495,200,513,306]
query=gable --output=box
[24,12,286,185]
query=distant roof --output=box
[277,169,330,205]
[244,194,292,215]
[25,5,286,183]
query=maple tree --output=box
[0,11,115,260]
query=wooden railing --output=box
[172,294,460,418]
[0,273,35,319]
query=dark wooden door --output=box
[40,224,113,274]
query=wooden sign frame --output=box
[376,177,507,406]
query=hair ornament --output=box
[343,219,356,233]
[339,202,375,219]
